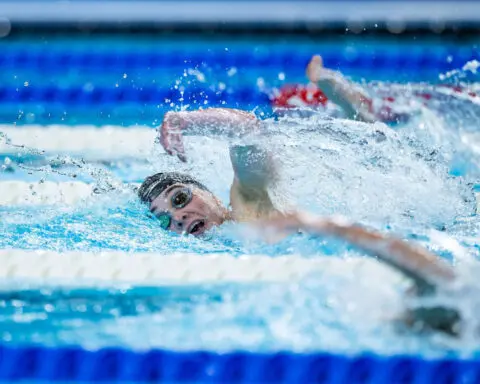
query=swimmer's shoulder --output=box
[229,177,278,222]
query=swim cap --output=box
[138,172,210,204]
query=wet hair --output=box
[138,172,210,204]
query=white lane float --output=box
[0,181,140,206]
[0,125,157,159]
[0,249,402,287]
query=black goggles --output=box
[149,187,193,230]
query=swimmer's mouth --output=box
[188,219,206,236]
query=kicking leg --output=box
[306,55,376,123]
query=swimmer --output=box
[273,54,401,123]
[139,107,461,334]
[275,54,477,124]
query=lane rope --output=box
[0,181,141,205]
[0,249,400,287]
[0,125,156,158]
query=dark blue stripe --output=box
[0,49,476,71]
[0,345,477,382]
[0,86,272,105]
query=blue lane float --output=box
[0,48,476,72]
[0,345,479,383]
[0,86,272,106]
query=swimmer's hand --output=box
[159,112,187,162]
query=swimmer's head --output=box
[138,172,227,236]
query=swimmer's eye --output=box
[171,188,192,209]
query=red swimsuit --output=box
[273,84,478,124]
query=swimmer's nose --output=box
[171,212,190,232]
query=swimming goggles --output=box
[150,187,193,230]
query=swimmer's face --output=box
[149,183,227,236]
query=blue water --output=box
[1,34,480,356]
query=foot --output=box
[306,55,324,83]
[307,54,342,85]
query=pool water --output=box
[1,33,480,358]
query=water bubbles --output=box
[123,73,128,79]
[463,60,480,74]
[23,81,29,87]
[83,83,94,92]
[187,68,206,82]
[44,304,54,313]
[227,67,237,77]
[439,59,480,81]
[2,333,12,342]
[26,112,35,123]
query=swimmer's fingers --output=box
[159,121,172,153]
[169,132,186,162]
[162,140,186,162]
[159,123,186,162]
[159,133,174,156]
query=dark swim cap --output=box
[138,172,210,204]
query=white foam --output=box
[0,249,402,287]
[0,125,156,158]
[0,181,96,205]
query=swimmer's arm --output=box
[258,212,460,333]
[229,144,277,206]
[261,212,455,288]
[163,108,259,137]
[159,108,261,162]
